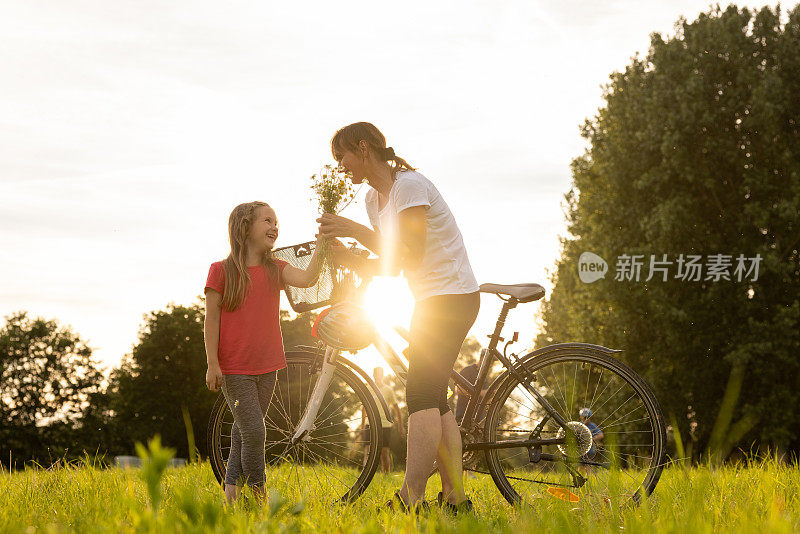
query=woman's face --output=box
[334,143,370,184]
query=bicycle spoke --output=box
[485,353,664,508]
[302,447,353,493]
[313,429,358,440]
[570,362,578,417]
[539,367,570,416]
[272,384,294,430]
[588,367,605,413]
[602,415,651,431]
[583,362,593,415]
[596,392,639,428]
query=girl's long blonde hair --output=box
[221,201,278,312]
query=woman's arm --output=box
[317,214,383,256]
[318,207,427,273]
[280,236,327,288]
[396,206,426,270]
[326,239,385,277]
[204,289,223,392]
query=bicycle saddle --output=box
[479,283,545,303]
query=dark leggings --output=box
[220,372,278,487]
[406,292,480,415]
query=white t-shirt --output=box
[365,170,479,301]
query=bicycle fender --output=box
[335,354,395,425]
[483,342,623,411]
[522,342,623,358]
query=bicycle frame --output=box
[453,297,575,453]
[292,294,602,454]
[291,345,338,444]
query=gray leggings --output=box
[220,372,277,487]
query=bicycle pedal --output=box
[547,487,580,503]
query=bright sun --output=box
[362,276,415,334]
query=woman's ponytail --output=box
[331,122,415,179]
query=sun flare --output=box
[362,276,415,334]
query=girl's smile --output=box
[248,205,279,251]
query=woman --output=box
[318,122,480,513]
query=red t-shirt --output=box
[204,260,288,375]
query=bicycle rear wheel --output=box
[484,349,666,508]
[207,350,383,503]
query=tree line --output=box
[536,4,800,463]
[0,304,319,468]
[0,305,480,469]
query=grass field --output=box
[2,455,799,533]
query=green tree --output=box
[537,5,800,463]
[0,312,103,467]
[278,309,319,350]
[101,300,319,459]
[102,301,212,459]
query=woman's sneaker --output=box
[436,492,474,515]
[386,492,430,515]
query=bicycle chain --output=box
[464,466,578,489]
[497,428,558,433]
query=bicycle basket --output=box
[272,240,365,313]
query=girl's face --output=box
[247,205,279,253]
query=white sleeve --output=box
[393,176,431,212]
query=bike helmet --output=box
[579,408,592,418]
[311,302,375,351]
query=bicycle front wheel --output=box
[484,349,666,508]
[207,350,383,503]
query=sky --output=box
[1,0,784,373]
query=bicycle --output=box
[207,241,666,507]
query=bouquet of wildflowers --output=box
[310,165,358,301]
[310,164,356,215]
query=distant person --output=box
[579,408,604,459]
[203,201,325,506]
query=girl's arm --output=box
[204,289,223,392]
[280,236,327,288]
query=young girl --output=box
[204,201,323,505]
